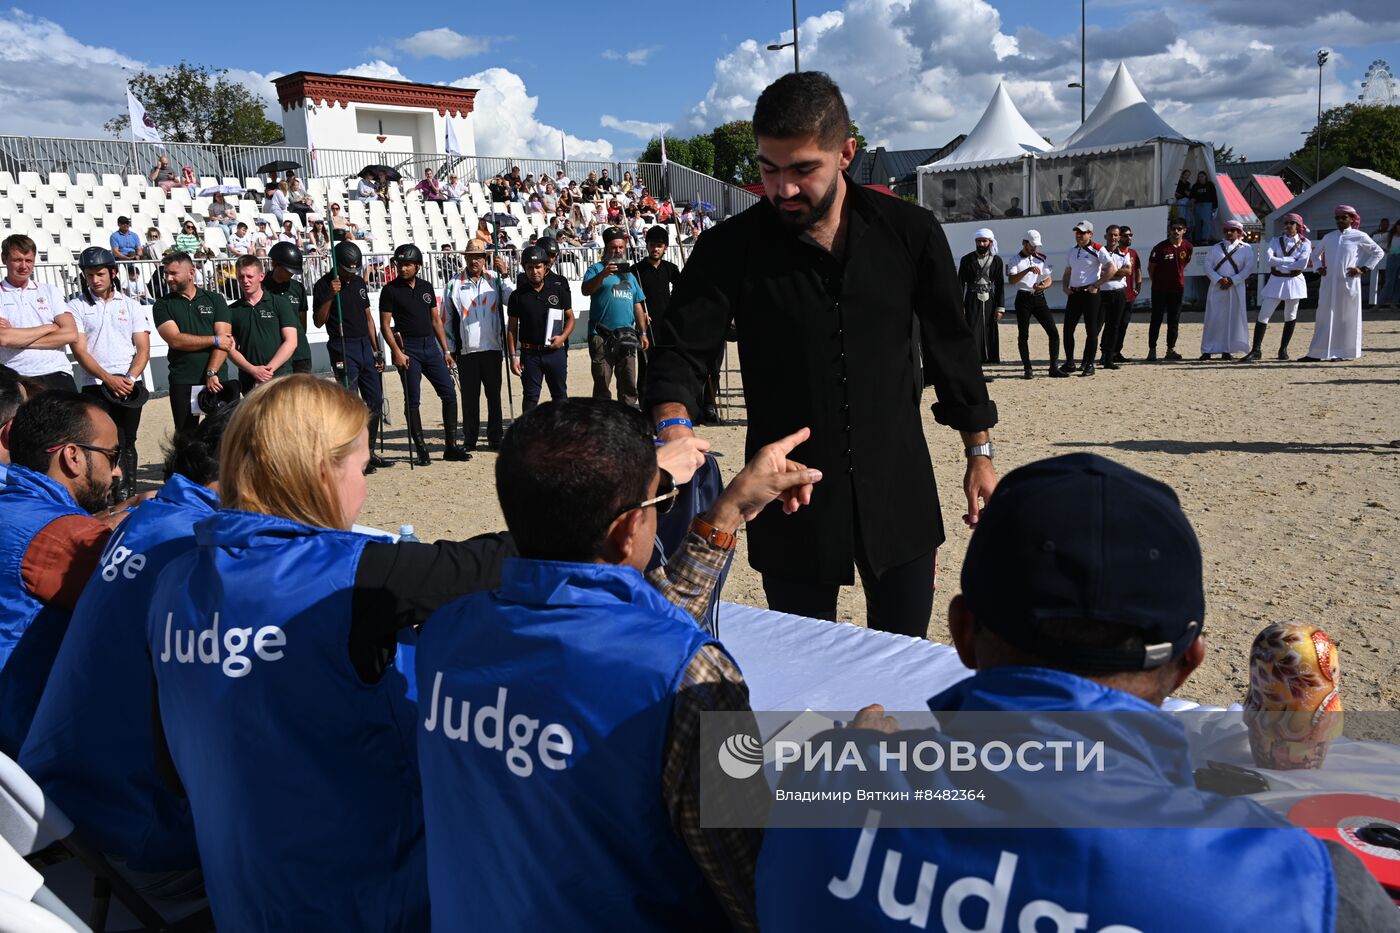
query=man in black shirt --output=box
[265,242,313,374]
[647,72,998,637]
[313,239,391,472]
[633,225,695,417]
[380,243,468,465]
[507,246,574,412]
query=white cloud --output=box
[392,28,491,60]
[600,115,668,140]
[602,46,659,65]
[452,68,613,160]
[338,60,409,82]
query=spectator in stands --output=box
[174,220,210,259]
[356,173,378,204]
[606,198,623,226]
[122,263,150,304]
[227,221,252,257]
[488,175,508,203]
[142,227,167,260]
[348,222,373,248]
[597,168,615,193]
[1174,169,1192,216]
[1190,171,1218,243]
[1004,196,1024,217]
[152,252,233,435]
[581,173,598,202]
[287,178,314,226]
[0,234,79,391]
[305,219,330,255]
[754,453,1400,933]
[207,192,238,236]
[109,216,141,261]
[527,193,546,216]
[264,182,288,223]
[277,219,300,247]
[149,155,178,193]
[250,218,272,257]
[180,166,197,197]
[446,174,467,204]
[556,168,570,188]
[620,170,635,195]
[0,390,131,754]
[658,198,675,223]
[415,167,447,211]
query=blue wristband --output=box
[656,417,693,434]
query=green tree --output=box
[1213,144,1246,164]
[1292,103,1400,181]
[849,120,866,151]
[711,120,759,185]
[688,135,716,177]
[105,62,283,145]
[641,135,691,166]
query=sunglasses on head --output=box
[614,468,677,519]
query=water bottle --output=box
[398,524,420,543]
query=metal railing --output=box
[0,136,307,183]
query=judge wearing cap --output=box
[1060,220,1117,376]
[957,229,1004,366]
[507,245,574,411]
[755,453,1399,933]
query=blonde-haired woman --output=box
[145,374,513,932]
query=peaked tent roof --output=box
[929,82,1049,167]
[1055,62,1187,152]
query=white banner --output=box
[126,89,161,144]
[445,118,463,156]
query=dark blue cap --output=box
[961,453,1204,671]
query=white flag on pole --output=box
[560,132,567,165]
[305,106,318,166]
[445,118,463,156]
[660,134,668,168]
[126,89,161,144]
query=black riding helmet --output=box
[268,241,303,273]
[535,236,559,258]
[393,243,424,266]
[78,246,118,270]
[333,239,362,271]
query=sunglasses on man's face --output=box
[47,441,120,469]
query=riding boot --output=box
[1278,320,1297,360]
[367,414,393,472]
[442,398,471,461]
[1246,322,1266,361]
[407,406,431,467]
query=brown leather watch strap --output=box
[690,515,737,551]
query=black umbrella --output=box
[256,160,300,174]
[483,211,519,227]
[361,164,403,182]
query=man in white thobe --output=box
[1200,219,1253,359]
[1302,205,1386,362]
[1247,212,1312,361]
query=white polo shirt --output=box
[0,278,73,377]
[1006,251,1051,294]
[1064,242,1116,288]
[446,272,512,352]
[67,291,152,388]
[1101,249,1131,291]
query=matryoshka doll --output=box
[1244,622,1343,770]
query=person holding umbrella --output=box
[312,239,392,473]
[379,243,469,464]
[67,246,150,501]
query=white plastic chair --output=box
[74,174,97,193]
[0,889,88,933]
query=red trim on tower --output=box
[273,71,477,117]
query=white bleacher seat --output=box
[42,248,71,267]
[197,176,216,190]
[46,173,69,193]
[202,226,228,252]
[99,174,122,190]
[63,187,87,209]
[73,174,96,193]
[58,229,87,253]
[50,200,75,224]
[68,213,92,234]
[244,176,261,190]
[0,197,14,221]
[15,172,40,194]
[0,172,13,190]
[220,176,240,188]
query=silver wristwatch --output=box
[965,442,994,459]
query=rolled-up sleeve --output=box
[645,233,733,419]
[914,221,999,432]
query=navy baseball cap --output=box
[961,453,1204,672]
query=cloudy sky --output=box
[5,1,1399,162]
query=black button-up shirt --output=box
[647,178,996,585]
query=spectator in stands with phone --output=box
[415,168,447,212]
[207,193,238,237]
[149,155,178,194]
[180,166,198,198]
[286,178,314,227]
[109,216,141,262]
[754,453,1400,933]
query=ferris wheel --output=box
[1358,60,1396,107]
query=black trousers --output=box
[168,383,201,436]
[520,348,567,412]
[328,335,384,414]
[762,507,937,638]
[1098,290,1126,363]
[399,335,455,408]
[1014,291,1059,367]
[1110,296,1135,358]
[1148,290,1184,351]
[1062,289,1102,366]
[457,350,503,446]
[81,383,142,478]
[291,358,313,374]
[33,371,77,392]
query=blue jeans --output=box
[1381,254,1400,305]
[1192,202,1214,242]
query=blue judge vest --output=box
[756,667,1335,933]
[147,510,426,933]
[22,475,217,871]
[416,559,729,932]
[0,465,87,755]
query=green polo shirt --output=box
[152,287,232,385]
[264,275,311,363]
[229,292,299,375]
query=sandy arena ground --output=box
[129,309,1400,710]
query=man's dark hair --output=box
[8,390,106,473]
[753,71,851,149]
[163,251,193,269]
[0,364,22,428]
[496,399,656,561]
[162,401,236,484]
[2,234,36,260]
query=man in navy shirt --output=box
[507,245,575,412]
[582,227,647,407]
[109,217,141,262]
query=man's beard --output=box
[75,458,112,513]
[976,245,989,255]
[771,175,840,233]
